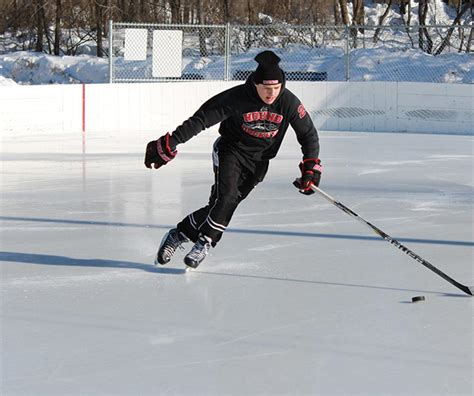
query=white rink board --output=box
[0,81,472,136]
[0,84,82,134]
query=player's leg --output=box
[184,148,245,268]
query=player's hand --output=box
[293,158,322,195]
[144,133,177,169]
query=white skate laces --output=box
[184,235,212,268]
[155,228,189,265]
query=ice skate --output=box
[155,228,189,265]
[184,235,212,269]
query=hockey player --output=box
[145,50,322,268]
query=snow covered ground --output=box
[0,51,109,85]
[1,130,472,395]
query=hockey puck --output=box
[411,296,425,303]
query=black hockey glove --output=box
[293,158,322,195]
[144,133,177,169]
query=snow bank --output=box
[1,48,472,86]
[0,51,108,85]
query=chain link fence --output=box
[109,22,473,84]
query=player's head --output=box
[252,50,284,105]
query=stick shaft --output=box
[311,185,473,296]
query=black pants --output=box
[177,139,268,246]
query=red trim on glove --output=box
[164,133,177,157]
[302,158,322,173]
[156,133,177,162]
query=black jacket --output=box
[170,75,320,168]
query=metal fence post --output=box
[108,20,113,84]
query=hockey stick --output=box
[310,185,473,296]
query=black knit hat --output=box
[252,50,284,85]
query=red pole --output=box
[82,84,86,132]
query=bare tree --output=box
[34,0,46,52]
[434,1,471,55]
[169,0,181,23]
[59,1,91,55]
[95,0,105,57]
[0,0,21,34]
[373,0,393,44]
[467,4,474,53]
[467,26,473,53]
[196,0,207,56]
[54,0,62,55]
[352,0,365,27]
[418,0,433,53]
[222,0,230,23]
[128,0,137,21]
[399,0,412,25]
[348,0,364,47]
[333,0,342,25]
[338,0,350,25]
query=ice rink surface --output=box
[1,130,473,395]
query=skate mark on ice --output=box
[213,298,389,348]
[151,351,287,369]
[214,317,318,347]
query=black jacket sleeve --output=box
[170,89,234,146]
[289,96,320,159]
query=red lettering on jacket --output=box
[242,111,283,123]
[297,104,306,119]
